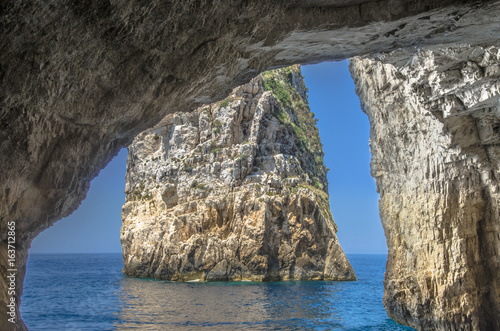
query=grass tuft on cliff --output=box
[262,65,328,193]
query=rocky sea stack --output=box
[121,65,355,282]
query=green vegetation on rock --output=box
[220,99,229,108]
[262,64,328,193]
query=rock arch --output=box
[1,1,500,329]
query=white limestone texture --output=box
[350,45,500,331]
[121,66,356,282]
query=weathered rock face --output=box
[3,0,500,329]
[121,66,355,282]
[350,46,500,330]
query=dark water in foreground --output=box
[22,254,415,330]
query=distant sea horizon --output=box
[22,253,415,330]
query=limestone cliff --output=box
[350,46,500,330]
[121,66,355,282]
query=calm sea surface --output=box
[22,254,415,330]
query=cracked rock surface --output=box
[350,45,500,331]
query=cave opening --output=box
[22,60,397,329]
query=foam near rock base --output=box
[121,65,356,282]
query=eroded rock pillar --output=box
[121,66,356,282]
[350,46,500,330]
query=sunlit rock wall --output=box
[121,66,355,282]
[350,46,500,330]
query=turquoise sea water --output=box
[22,254,415,330]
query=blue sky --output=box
[30,60,387,254]
[302,61,386,254]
